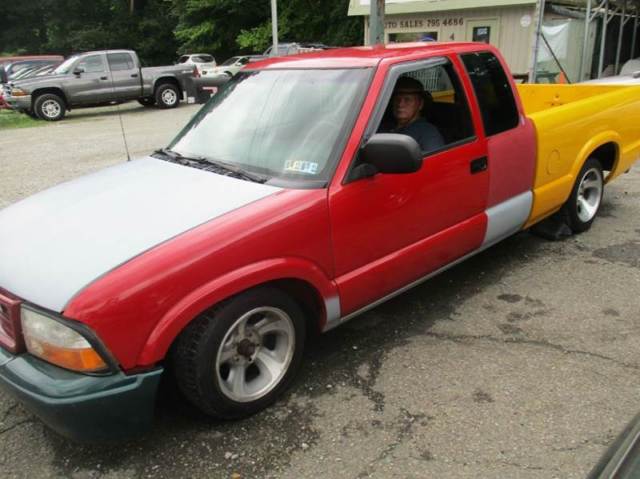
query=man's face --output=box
[392,91,423,124]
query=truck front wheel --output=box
[34,93,66,121]
[563,157,604,233]
[155,84,180,109]
[173,287,306,419]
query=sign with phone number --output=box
[385,17,464,29]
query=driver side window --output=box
[377,61,475,154]
[76,55,106,74]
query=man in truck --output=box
[383,75,444,152]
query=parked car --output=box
[4,49,197,120]
[0,43,639,441]
[1,56,63,109]
[8,62,59,81]
[207,55,266,77]
[263,42,330,57]
[4,59,61,80]
[0,54,63,68]
[584,71,640,85]
[177,53,216,76]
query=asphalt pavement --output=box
[0,102,639,479]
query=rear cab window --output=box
[460,51,519,136]
[107,53,135,71]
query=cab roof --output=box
[249,42,489,70]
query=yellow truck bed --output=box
[517,83,640,227]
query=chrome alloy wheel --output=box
[576,167,603,223]
[41,99,61,119]
[215,307,295,403]
[161,88,177,106]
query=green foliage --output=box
[171,0,363,59]
[0,110,41,130]
[0,0,178,65]
[237,22,288,53]
[0,0,363,65]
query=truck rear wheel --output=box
[173,287,306,419]
[155,83,180,109]
[563,157,604,233]
[34,93,66,121]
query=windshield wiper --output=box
[204,157,269,184]
[153,148,268,184]
[153,148,207,164]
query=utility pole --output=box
[369,0,385,45]
[271,0,279,57]
[529,0,546,83]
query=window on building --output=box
[377,60,475,154]
[460,51,519,136]
[388,31,438,43]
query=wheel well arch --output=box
[160,278,325,366]
[136,261,339,367]
[153,76,181,93]
[588,142,618,180]
[32,87,69,109]
[263,278,326,335]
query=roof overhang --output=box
[348,0,537,16]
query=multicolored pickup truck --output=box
[0,43,638,440]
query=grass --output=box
[0,109,42,130]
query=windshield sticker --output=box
[284,160,319,175]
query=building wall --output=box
[363,5,537,74]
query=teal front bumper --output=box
[0,347,162,441]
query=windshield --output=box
[221,57,240,66]
[169,68,370,186]
[194,55,214,63]
[53,56,78,74]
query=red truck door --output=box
[458,50,536,228]
[328,56,490,317]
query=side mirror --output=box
[350,133,423,181]
[73,67,85,75]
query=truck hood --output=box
[0,157,281,312]
[11,73,69,89]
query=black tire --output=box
[224,71,233,77]
[25,109,39,119]
[561,157,604,234]
[154,83,180,109]
[173,287,306,419]
[34,93,66,121]
[138,97,155,107]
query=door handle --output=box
[470,156,488,174]
[100,76,108,80]
[130,73,138,78]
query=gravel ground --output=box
[1,103,639,479]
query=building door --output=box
[466,19,500,45]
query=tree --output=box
[173,0,363,59]
[172,0,269,59]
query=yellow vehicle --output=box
[518,83,640,228]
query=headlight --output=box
[9,87,28,97]
[21,307,109,373]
